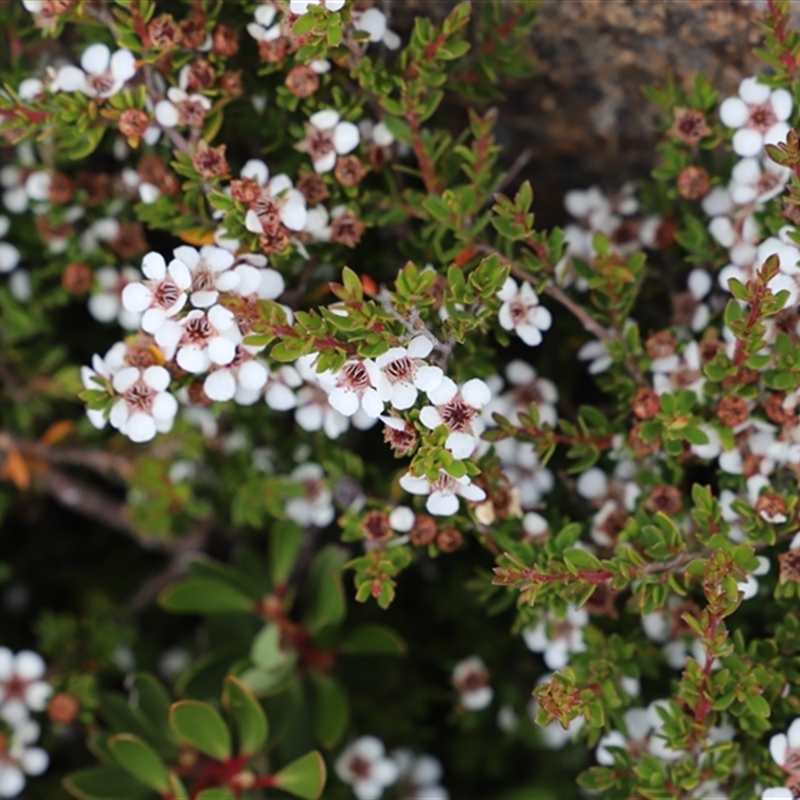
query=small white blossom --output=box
[325,359,384,418]
[399,470,486,517]
[719,77,792,157]
[353,8,402,50]
[0,715,49,798]
[172,244,239,309]
[121,251,191,334]
[53,43,137,99]
[496,277,552,346]
[523,606,588,670]
[419,378,491,460]
[451,656,493,711]
[0,649,52,724]
[88,266,142,329]
[285,463,335,528]
[335,736,399,800]
[771,717,800,775]
[375,336,443,410]
[247,3,282,42]
[108,366,179,443]
[291,0,346,14]
[155,306,239,374]
[301,109,360,174]
[241,160,308,233]
[392,749,448,800]
[577,338,613,374]
[0,217,20,274]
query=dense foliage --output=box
[6,1,800,798]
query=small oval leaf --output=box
[272,750,327,800]
[108,734,171,792]
[159,577,256,615]
[169,700,232,762]
[223,675,268,756]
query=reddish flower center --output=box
[2,676,27,702]
[253,190,282,232]
[748,102,777,133]
[348,756,372,780]
[441,397,477,432]
[307,128,335,162]
[338,362,371,393]
[123,381,155,413]
[87,72,115,97]
[182,315,213,346]
[384,355,415,384]
[152,280,182,309]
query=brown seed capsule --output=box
[677,166,711,200]
[756,492,788,524]
[631,387,660,420]
[368,144,388,172]
[193,141,229,180]
[137,155,179,195]
[111,223,149,260]
[410,514,437,546]
[628,423,661,457]
[259,227,290,254]
[212,24,239,57]
[296,172,330,206]
[220,70,244,100]
[179,17,207,49]
[258,39,287,63]
[654,219,677,250]
[187,381,212,406]
[717,395,749,427]
[334,155,367,187]
[286,65,320,98]
[645,330,677,360]
[187,59,216,92]
[119,108,150,140]
[361,510,393,542]
[61,263,94,294]
[231,178,261,205]
[766,393,796,425]
[670,108,711,146]
[436,528,463,553]
[47,172,75,204]
[48,692,80,724]
[644,485,683,516]
[149,14,183,49]
[330,211,365,247]
[78,172,111,207]
[779,548,800,584]
[382,419,417,456]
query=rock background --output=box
[393,0,774,227]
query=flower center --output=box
[307,129,335,162]
[430,473,457,495]
[87,72,115,97]
[348,756,372,780]
[384,355,415,384]
[508,300,528,325]
[2,676,27,702]
[338,362,371,393]
[123,381,155,413]
[153,280,181,309]
[749,102,777,133]
[253,190,282,231]
[182,315,213,346]
[192,263,216,293]
[441,398,477,432]
[176,98,207,127]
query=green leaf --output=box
[272,751,327,800]
[223,675,268,756]
[339,624,407,656]
[159,577,256,615]
[304,546,348,634]
[682,427,709,446]
[196,790,236,800]
[108,734,171,793]
[187,558,264,600]
[63,766,151,800]
[270,521,304,585]
[130,672,172,732]
[251,623,290,670]
[170,700,232,762]
[744,694,770,718]
[309,671,350,749]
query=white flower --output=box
[335,736,399,800]
[719,77,792,157]
[241,160,308,233]
[203,353,269,404]
[595,703,683,766]
[325,359,384,418]
[53,43,137,99]
[576,467,608,501]
[231,260,286,300]
[171,244,239,308]
[0,715,49,798]
[301,109,360,174]
[154,71,212,129]
[729,156,791,206]
[496,277,552,346]
[399,470,486,517]
[353,8,401,50]
[247,3,282,42]
[577,339,613,374]
[0,216,20,274]
[762,789,796,800]
[121,251,191,334]
[451,656,493,711]
[291,0,346,14]
[375,336,443,410]
[294,355,350,438]
[392,749,448,800]
[108,366,179,443]
[88,266,142,329]
[419,378,491,460]
[264,364,302,411]
[684,268,713,332]
[285,463,335,528]
[771,717,800,774]
[738,555,770,600]
[155,306,239,374]
[523,606,588,670]
[0,649,52,724]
